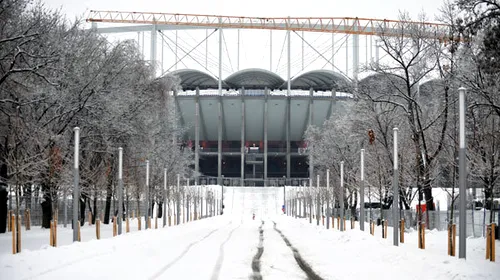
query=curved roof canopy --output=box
[169,69,219,90]
[169,68,354,91]
[224,68,285,89]
[290,70,352,91]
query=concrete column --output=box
[286,96,291,179]
[173,91,178,153]
[286,18,291,180]
[218,97,222,185]
[345,35,349,77]
[353,19,359,82]
[270,30,273,71]
[240,88,245,186]
[205,29,208,69]
[331,88,337,106]
[331,33,335,71]
[264,88,269,185]
[353,20,359,96]
[150,24,157,76]
[195,88,200,185]
[237,29,240,71]
[218,18,223,186]
[308,88,314,179]
[175,30,178,70]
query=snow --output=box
[1,186,499,280]
[276,217,499,280]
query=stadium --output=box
[172,67,354,186]
[87,11,450,187]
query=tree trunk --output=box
[104,184,112,224]
[93,192,97,224]
[151,199,155,218]
[86,194,94,225]
[0,187,7,233]
[33,186,40,207]
[423,177,435,211]
[158,201,163,218]
[136,193,141,217]
[79,194,86,226]
[41,183,52,229]
[24,185,32,209]
[351,190,358,218]
[0,161,7,233]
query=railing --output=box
[197,176,310,187]
[222,147,242,153]
[198,147,308,154]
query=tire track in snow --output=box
[251,221,265,280]
[209,223,241,280]
[273,221,324,280]
[149,221,232,280]
[22,250,114,280]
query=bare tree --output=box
[365,12,451,211]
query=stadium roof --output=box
[170,69,219,90]
[289,69,351,91]
[225,68,285,89]
[168,68,354,91]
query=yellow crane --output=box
[86,10,451,39]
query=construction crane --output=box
[86,10,451,39]
[86,10,456,82]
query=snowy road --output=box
[259,220,313,280]
[1,216,326,280]
[149,221,240,279]
[147,217,318,280]
[2,186,499,280]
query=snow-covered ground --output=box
[277,216,499,279]
[1,186,499,280]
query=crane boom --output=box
[86,10,450,39]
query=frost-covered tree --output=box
[0,0,193,232]
[453,0,500,216]
[305,99,361,215]
[364,11,451,211]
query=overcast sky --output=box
[41,0,448,80]
[42,0,446,20]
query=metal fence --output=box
[8,197,148,227]
[355,208,500,237]
[198,176,310,187]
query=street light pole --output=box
[326,169,330,229]
[177,174,181,224]
[73,127,80,242]
[163,168,167,227]
[145,160,149,229]
[316,174,320,226]
[392,128,399,246]
[458,87,467,259]
[340,161,344,231]
[118,147,123,235]
[221,175,224,215]
[360,149,365,231]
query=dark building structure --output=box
[173,68,353,186]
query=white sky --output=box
[41,0,448,79]
[42,0,446,20]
